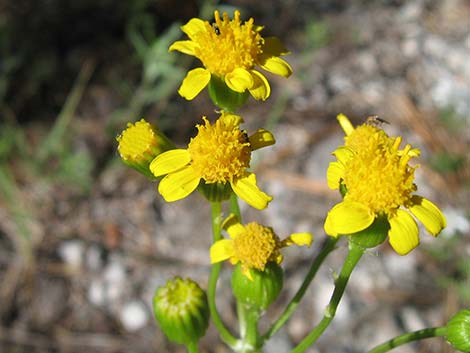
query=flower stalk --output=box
[365,326,447,353]
[208,201,238,348]
[291,240,364,353]
[264,237,339,340]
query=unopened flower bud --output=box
[117,119,174,179]
[446,309,470,352]
[153,277,209,346]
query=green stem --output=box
[237,302,262,352]
[264,237,339,340]
[291,241,364,353]
[229,193,241,220]
[186,341,199,353]
[207,201,238,348]
[366,327,448,353]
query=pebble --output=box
[58,240,84,268]
[441,207,470,237]
[120,301,149,332]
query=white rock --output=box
[104,260,126,283]
[441,207,470,237]
[383,252,417,283]
[401,307,426,332]
[120,301,149,332]
[88,279,106,306]
[86,244,103,271]
[58,240,84,268]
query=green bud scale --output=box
[231,262,283,310]
[208,75,250,113]
[349,216,389,249]
[198,181,233,202]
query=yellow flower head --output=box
[149,112,275,209]
[169,10,292,101]
[116,119,174,178]
[324,114,446,255]
[210,215,313,280]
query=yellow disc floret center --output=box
[193,10,263,76]
[232,223,281,271]
[342,125,418,215]
[188,117,251,184]
[117,119,157,161]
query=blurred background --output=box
[0,0,469,352]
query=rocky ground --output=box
[0,1,469,353]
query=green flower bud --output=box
[198,181,232,202]
[153,277,209,346]
[349,216,389,249]
[231,262,283,310]
[446,309,470,352]
[208,75,250,113]
[117,119,175,179]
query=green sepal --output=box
[153,277,209,346]
[231,262,283,310]
[198,181,232,202]
[446,309,470,352]
[208,75,250,113]
[339,182,348,198]
[349,216,389,249]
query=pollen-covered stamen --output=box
[342,126,418,215]
[192,10,264,76]
[232,223,281,271]
[187,117,252,184]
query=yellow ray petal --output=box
[220,112,244,126]
[178,68,211,100]
[324,201,374,236]
[225,67,254,93]
[221,214,245,239]
[168,40,197,55]
[150,149,191,177]
[248,70,271,101]
[262,36,290,56]
[332,146,354,165]
[231,173,273,210]
[260,56,293,78]
[249,129,275,150]
[388,209,419,255]
[337,114,355,136]
[210,239,235,263]
[158,166,200,202]
[282,233,313,247]
[326,161,345,190]
[180,18,206,39]
[408,195,446,236]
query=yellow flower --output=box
[149,112,275,209]
[210,215,313,280]
[324,114,446,255]
[116,118,175,178]
[169,10,292,101]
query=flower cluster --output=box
[116,9,452,352]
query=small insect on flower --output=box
[212,23,220,35]
[366,115,389,127]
